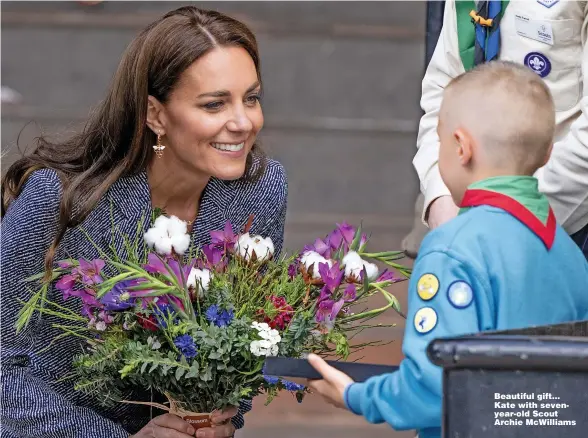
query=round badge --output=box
[524,52,551,78]
[417,274,439,301]
[447,281,474,309]
[413,307,438,334]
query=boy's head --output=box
[437,61,555,206]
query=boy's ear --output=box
[454,127,474,166]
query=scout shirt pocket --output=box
[501,16,583,112]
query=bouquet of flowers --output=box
[17,212,410,428]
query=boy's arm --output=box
[413,0,464,224]
[537,5,588,235]
[344,249,493,431]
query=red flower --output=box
[136,313,158,331]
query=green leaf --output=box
[141,362,149,374]
[349,222,363,252]
[149,362,158,373]
[186,363,200,378]
[175,367,186,380]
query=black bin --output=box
[427,320,588,437]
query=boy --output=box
[307,61,588,438]
[404,0,588,259]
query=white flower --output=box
[342,251,379,282]
[300,251,333,279]
[235,233,275,262]
[187,268,211,297]
[95,321,107,331]
[144,215,191,256]
[250,321,281,357]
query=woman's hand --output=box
[130,413,197,438]
[194,406,238,438]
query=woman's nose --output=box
[226,106,253,132]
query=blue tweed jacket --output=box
[0,160,288,437]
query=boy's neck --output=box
[460,174,550,223]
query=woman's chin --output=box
[212,165,247,181]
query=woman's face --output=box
[155,46,263,181]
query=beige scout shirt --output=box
[414,0,588,234]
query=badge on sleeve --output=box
[447,281,474,309]
[417,274,439,301]
[524,52,551,78]
[413,307,438,334]
[537,0,559,8]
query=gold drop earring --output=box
[153,130,165,158]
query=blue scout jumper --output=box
[343,176,588,438]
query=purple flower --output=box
[100,280,151,312]
[77,259,105,286]
[326,223,367,254]
[144,253,193,285]
[201,244,226,271]
[56,274,78,298]
[210,221,237,252]
[318,261,344,291]
[57,260,75,269]
[315,299,344,323]
[343,284,357,302]
[205,305,234,327]
[287,263,297,279]
[318,285,332,303]
[376,269,399,283]
[174,334,198,359]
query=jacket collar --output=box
[105,171,230,246]
[459,176,556,249]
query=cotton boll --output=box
[167,215,188,236]
[187,268,211,295]
[154,237,173,256]
[170,233,191,256]
[144,227,165,249]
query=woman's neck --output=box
[146,157,210,224]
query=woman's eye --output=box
[203,101,224,110]
[246,94,261,105]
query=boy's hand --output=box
[427,195,459,229]
[306,354,354,409]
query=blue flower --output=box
[262,364,304,391]
[205,305,234,327]
[154,304,178,328]
[263,375,280,385]
[217,309,234,327]
[283,380,305,391]
[174,334,198,359]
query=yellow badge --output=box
[417,273,439,301]
[413,307,438,334]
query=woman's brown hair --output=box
[1,6,266,279]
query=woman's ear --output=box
[146,95,166,135]
[454,127,474,166]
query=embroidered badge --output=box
[447,281,474,309]
[417,273,439,301]
[537,0,559,8]
[524,52,551,78]
[414,307,438,334]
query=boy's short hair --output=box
[440,61,555,174]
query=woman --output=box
[1,6,287,438]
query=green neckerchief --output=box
[459,176,550,224]
[456,0,510,71]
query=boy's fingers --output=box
[307,354,332,379]
[308,353,348,383]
